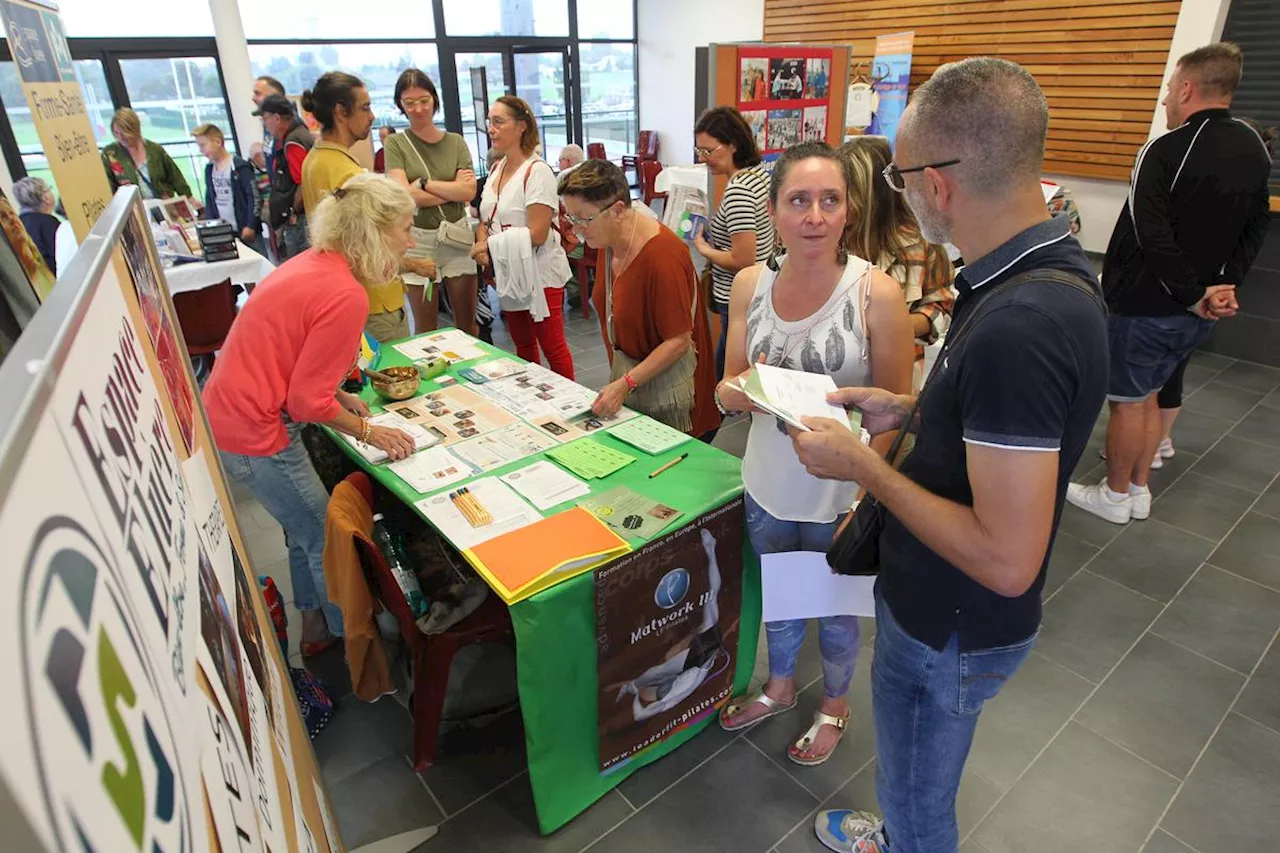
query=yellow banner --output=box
[0,0,113,242]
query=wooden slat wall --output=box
[763,0,1178,180]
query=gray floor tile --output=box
[1076,634,1244,778]
[243,522,288,570]
[314,696,414,786]
[972,723,1178,853]
[1209,512,1280,591]
[1145,450,1201,494]
[1214,360,1280,395]
[587,740,817,853]
[1036,571,1164,683]
[961,841,994,853]
[329,753,445,849]
[1152,564,1280,674]
[421,711,528,816]
[1188,350,1235,373]
[1183,380,1265,421]
[1152,473,1257,542]
[1044,532,1099,599]
[1192,437,1280,493]
[1086,520,1213,603]
[1234,640,1280,736]
[1261,387,1280,411]
[304,641,354,700]
[773,818,829,853]
[967,652,1094,792]
[1162,409,1236,457]
[745,665,875,802]
[422,781,632,853]
[1143,830,1199,853]
[1230,405,1280,449]
[1056,503,1127,550]
[1180,360,1226,396]
[1254,479,1280,521]
[1162,714,1280,852]
[617,722,738,808]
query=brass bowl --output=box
[370,366,421,401]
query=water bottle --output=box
[371,514,428,618]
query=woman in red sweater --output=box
[204,172,417,650]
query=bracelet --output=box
[713,383,728,415]
[622,372,638,393]
[359,418,372,444]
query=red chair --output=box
[586,142,607,160]
[570,244,600,318]
[622,131,660,186]
[342,472,515,771]
[172,279,238,357]
[640,160,667,206]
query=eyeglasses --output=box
[401,96,433,111]
[882,158,961,192]
[694,143,723,158]
[485,115,512,130]
[564,199,624,228]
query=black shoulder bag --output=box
[826,268,1104,576]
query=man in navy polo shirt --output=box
[790,59,1108,853]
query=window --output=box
[456,53,507,166]
[442,0,568,37]
[578,0,634,40]
[579,43,636,157]
[241,0,433,41]
[57,0,213,37]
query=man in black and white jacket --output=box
[1069,41,1272,524]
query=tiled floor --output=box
[234,307,1280,853]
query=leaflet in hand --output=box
[340,411,439,464]
[732,363,856,432]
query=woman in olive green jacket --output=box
[101,107,192,199]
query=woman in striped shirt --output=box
[692,107,776,381]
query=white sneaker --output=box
[1158,437,1175,459]
[1067,479,1132,524]
[1129,484,1151,520]
[1151,454,1164,470]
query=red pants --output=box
[503,287,575,379]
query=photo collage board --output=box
[737,47,840,167]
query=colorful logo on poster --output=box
[18,517,194,853]
[654,568,690,609]
[1,0,60,83]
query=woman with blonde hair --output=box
[102,107,192,199]
[204,173,417,653]
[840,136,955,390]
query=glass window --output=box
[119,57,235,200]
[577,0,633,40]
[241,0,432,41]
[579,43,636,157]
[57,0,213,37]
[514,52,568,165]
[455,53,506,168]
[442,0,568,37]
[248,43,444,128]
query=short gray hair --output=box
[559,144,585,165]
[902,57,1048,198]
[12,176,50,213]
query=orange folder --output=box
[463,507,631,604]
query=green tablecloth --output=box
[328,334,761,833]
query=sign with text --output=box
[0,0,113,242]
[867,31,915,146]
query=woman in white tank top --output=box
[715,143,914,767]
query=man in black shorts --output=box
[1068,42,1271,524]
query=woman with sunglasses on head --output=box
[840,136,955,391]
[384,68,480,337]
[692,107,775,381]
[471,95,574,378]
[560,159,721,440]
[715,142,913,767]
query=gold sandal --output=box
[718,689,797,732]
[788,710,849,766]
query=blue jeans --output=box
[872,591,1034,853]
[219,424,344,635]
[280,218,309,261]
[1107,313,1213,402]
[714,302,730,382]
[745,492,859,698]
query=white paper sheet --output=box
[743,363,850,432]
[450,422,557,472]
[760,551,876,621]
[414,477,541,550]
[388,446,475,493]
[392,328,488,364]
[500,459,592,510]
[339,411,439,464]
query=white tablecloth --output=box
[163,243,275,295]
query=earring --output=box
[836,242,849,265]
[766,240,782,271]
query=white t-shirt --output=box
[212,160,235,225]
[480,156,570,291]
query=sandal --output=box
[719,689,797,732]
[300,636,339,658]
[788,710,849,766]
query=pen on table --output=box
[449,490,481,526]
[648,452,688,479]
[457,486,493,525]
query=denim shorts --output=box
[1107,313,1213,402]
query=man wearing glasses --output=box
[787,58,1108,853]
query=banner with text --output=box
[867,31,915,146]
[595,499,744,772]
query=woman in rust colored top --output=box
[558,159,720,440]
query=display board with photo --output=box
[735,47,841,157]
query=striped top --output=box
[708,165,774,307]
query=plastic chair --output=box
[640,160,667,206]
[341,472,515,771]
[586,142,607,160]
[570,245,600,319]
[621,131,660,186]
[173,279,238,356]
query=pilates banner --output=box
[595,499,744,772]
[867,31,915,146]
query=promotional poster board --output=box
[0,0,113,242]
[595,499,744,772]
[0,189,337,852]
[735,46,844,168]
[866,32,915,145]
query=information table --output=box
[164,241,274,295]
[327,332,761,833]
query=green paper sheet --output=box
[547,438,635,479]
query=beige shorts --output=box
[365,308,410,343]
[404,224,477,286]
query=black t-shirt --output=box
[878,216,1108,651]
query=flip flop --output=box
[788,710,849,766]
[719,689,797,732]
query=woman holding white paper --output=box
[715,142,913,766]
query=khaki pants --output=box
[365,308,410,343]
